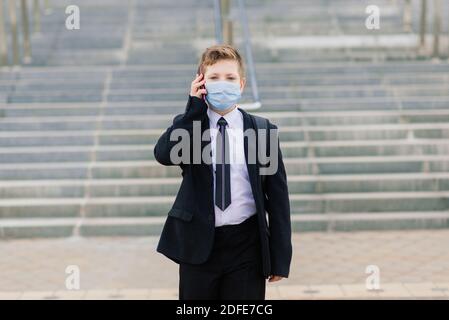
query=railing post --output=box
[8,0,19,66]
[432,0,442,58]
[403,0,412,32]
[237,0,260,107]
[21,0,32,63]
[213,0,223,43]
[33,0,41,34]
[44,0,50,13]
[419,0,427,50]
[221,0,233,45]
[0,0,8,66]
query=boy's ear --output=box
[240,78,246,91]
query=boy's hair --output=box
[198,44,245,79]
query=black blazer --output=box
[154,95,292,278]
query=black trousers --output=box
[179,214,266,300]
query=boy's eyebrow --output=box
[208,72,238,76]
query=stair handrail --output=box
[212,0,261,110]
[417,0,444,58]
[0,0,47,67]
[236,0,261,110]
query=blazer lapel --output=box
[201,114,214,186]
[238,108,260,204]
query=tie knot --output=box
[217,117,228,128]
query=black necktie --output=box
[215,117,231,211]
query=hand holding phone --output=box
[190,68,207,100]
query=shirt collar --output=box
[207,106,241,129]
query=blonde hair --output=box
[198,44,245,79]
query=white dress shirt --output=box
[207,106,257,227]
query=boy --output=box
[154,44,292,300]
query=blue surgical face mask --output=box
[205,80,242,111]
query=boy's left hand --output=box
[268,275,284,282]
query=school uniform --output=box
[154,95,292,300]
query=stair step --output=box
[0,155,448,179]
[1,139,449,163]
[3,61,449,77]
[1,210,449,238]
[0,191,448,217]
[2,173,449,198]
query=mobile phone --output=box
[197,66,206,100]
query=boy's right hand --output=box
[190,73,207,99]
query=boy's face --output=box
[204,59,246,92]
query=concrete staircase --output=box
[0,0,449,238]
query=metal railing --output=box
[431,0,442,58]
[213,0,261,110]
[0,0,47,66]
[414,0,446,58]
[213,0,223,44]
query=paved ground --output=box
[1,229,449,299]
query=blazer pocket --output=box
[168,207,194,222]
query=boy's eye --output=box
[208,76,236,81]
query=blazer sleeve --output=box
[264,122,292,278]
[153,95,207,166]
